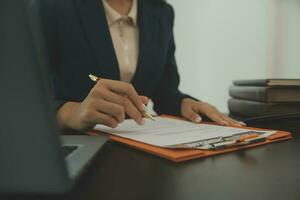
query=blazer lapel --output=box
[75,0,120,80]
[131,0,158,93]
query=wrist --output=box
[56,102,80,130]
[182,98,198,106]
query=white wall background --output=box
[168,0,300,112]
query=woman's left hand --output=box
[181,98,246,127]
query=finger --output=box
[101,80,144,111]
[206,112,230,126]
[140,96,149,105]
[192,103,230,126]
[140,96,150,113]
[87,111,118,128]
[182,105,202,123]
[122,98,145,125]
[93,98,125,123]
[221,115,246,127]
[221,115,242,127]
[93,88,144,125]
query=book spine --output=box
[229,86,268,102]
[233,79,268,86]
[228,99,267,117]
[228,98,300,117]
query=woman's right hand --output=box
[57,79,149,131]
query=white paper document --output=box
[94,117,275,147]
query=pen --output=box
[88,74,155,121]
[238,133,259,142]
[211,133,263,150]
[211,140,236,150]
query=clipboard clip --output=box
[167,131,268,150]
[210,136,267,150]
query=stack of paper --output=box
[94,117,275,147]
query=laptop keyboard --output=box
[62,145,78,157]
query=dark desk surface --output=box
[60,138,300,200]
[5,138,300,200]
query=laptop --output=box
[0,1,107,195]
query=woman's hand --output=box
[57,79,149,131]
[181,98,245,127]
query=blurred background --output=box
[168,0,300,112]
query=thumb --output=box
[183,106,202,123]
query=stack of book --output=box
[228,79,300,118]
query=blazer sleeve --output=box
[34,0,68,110]
[152,5,198,116]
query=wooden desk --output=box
[3,138,300,200]
[59,138,300,200]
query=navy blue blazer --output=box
[38,0,195,116]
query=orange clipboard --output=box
[90,115,292,162]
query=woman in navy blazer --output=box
[38,0,244,130]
